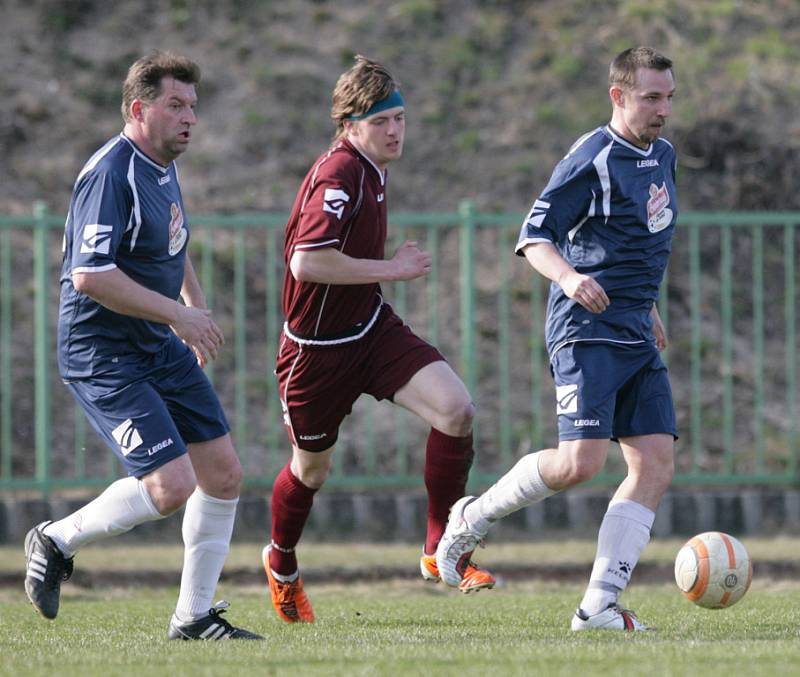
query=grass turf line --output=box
[1,581,798,676]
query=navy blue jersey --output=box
[58,134,190,379]
[515,125,678,356]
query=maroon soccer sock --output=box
[423,428,475,554]
[269,463,318,576]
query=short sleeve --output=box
[68,170,132,273]
[293,159,362,252]
[515,156,596,255]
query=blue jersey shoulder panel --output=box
[58,135,191,379]
[516,126,679,356]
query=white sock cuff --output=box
[524,451,555,497]
[136,478,162,518]
[188,488,239,512]
[607,498,655,529]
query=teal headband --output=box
[346,89,405,121]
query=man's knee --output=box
[291,448,333,489]
[189,435,243,499]
[438,396,475,436]
[641,445,675,489]
[142,459,197,515]
[214,454,243,496]
[547,441,608,489]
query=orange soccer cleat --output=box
[262,545,315,623]
[420,552,496,594]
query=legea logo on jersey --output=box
[647,182,673,233]
[556,384,578,415]
[168,203,187,255]
[111,419,143,456]
[524,199,550,229]
[80,224,114,255]
[322,188,350,219]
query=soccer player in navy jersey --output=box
[23,51,262,640]
[263,55,495,623]
[437,46,677,631]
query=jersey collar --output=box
[604,125,654,157]
[120,133,171,173]
[340,138,386,186]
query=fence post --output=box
[0,222,11,479]
[33,201,51,496]
[458,200,476,396]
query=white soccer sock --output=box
[175,488,238,621]
[42,476,163,558]
[579,498,655,615]
[463,451,556,534]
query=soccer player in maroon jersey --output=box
[262,55,495,623]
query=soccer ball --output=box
[674,531,752,609]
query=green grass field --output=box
[1,542,799,676]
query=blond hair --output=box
[331,55,400,140]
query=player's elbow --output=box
[72,272,98,296]
[289,251,315,282]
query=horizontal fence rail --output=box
[1,204,799,495]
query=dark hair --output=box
[609,46,672,89]
[331,55,400,140]
[121,51,201,122]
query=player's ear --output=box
[610,85,625,108]
[130,99,145,122]
[342,118,358,138]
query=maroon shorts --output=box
[275,304,444,451]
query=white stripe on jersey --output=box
[300,147,338,214]
[72,263,118,274]
[121,134,170,173]
[76,135,123,182]
[128,154,143,251]
[604,125,654,157]
[312,166,365,337]
[294,238,341,251]
[566,128,601,158]
[568,190,597,242]
[514,236,551,255]
[592,141,614,222]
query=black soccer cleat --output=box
[167,600,265,640]
[24,521,74,620]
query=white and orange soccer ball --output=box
[674,531,752,609]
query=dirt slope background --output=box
[3,0,800,215]
[3,0,800,484]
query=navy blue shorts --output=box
[65,335,230,478]
[550,341,677,441]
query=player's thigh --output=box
[141,454,196,513]
[392,359,473,425]
[550,437,611,484]
[275,338,363,453]
[618,433,675,476]
[613,351,677,439]
[156,340,231,445]
[187,433,242,499]
[66,377,187,479]
[290,443,336,489]
[551,343,620,441]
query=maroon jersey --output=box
[282,139,387,339]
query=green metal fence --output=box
[1,204,799,496]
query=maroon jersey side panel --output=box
[282,140,387,337]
